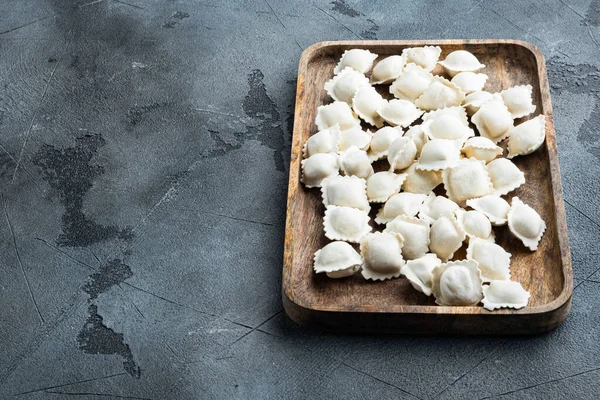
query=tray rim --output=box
[282,39,573,331]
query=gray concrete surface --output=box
[0,0,599,399]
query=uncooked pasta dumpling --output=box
[416,139,461,171]
[389,63,434,101]
[466,195,510,226]
[338,127,372,151]
[368,126,403,160]
[461,136,503,163]
[462,91,493,116]
[455,209,493,242]
[301,153,339,188]
[415,77,466,110]
[334,49,378,75]
[370,55,406,84]
[472,95,514,143]
[402,46,441,72]
[375,192,427,224]
[387,137,417,171]
[366,171,406,203]
[384,215,430,260]
[429,216,466,261]
[360,232,405,281]
[321,175,369,212]
[401,162,442,194]
[418,192,460,224]
[507,197,546,251]
[338,146,374,179]
[432,260,483,306]
[401,253,442,296]
[404,125,429,156]
[315,101,361,131]
[313,241,362,278]
[422,113,475,142]
[323,205,371,243]
[482,280,530,310]
[451,72,488,94]
[467,238,511,282]
[377,99,424,127]
[352,85,385,127]
[442,158,494,205]
[507,115,546,159]
[438,50,485,77]
[486,158,525,195]
[422,106,469,126]
[500,85,536,119]
[324,67,370,104]
[303,125,341,158]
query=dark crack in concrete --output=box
[330,0,361,17]
[83,259,133,300]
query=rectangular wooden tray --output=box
[282,40,572,334]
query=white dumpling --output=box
[462,90,493,116]
[466,195,511,226]
[500,85,536,119]
[401,162,442,194]
[402,46,441,72]
[313,241,362,278]
[360,232,405,281]
[438,50,485,77]
[352,85,385,127]
[370,55,406,84]
[418,192,460,224]
[323,205,371,243]
[507,115,546,159]
[422,106,469,126]
[461,136,503,163]
[384,215,430,260]
[334,49,378,75]
[338,146,374,179]
[387,137,417,171]
[389,63,433,101]
[432,260,483,306]
[377,99,424,127]
[482,280,530,310]
[324,67,370,104]
[422,113,475,143]
[429,216,466,261]
[451,72,488,94]
[321,175,369,212]
[471,96,514,143]
[368,126,403,160]
[486,158,525,196]
[507,197,546,251]
[366,171,406,203]
[375,192,427,224]
[442,158,494,205]
[401,253,442,296]
[415,77,466,111]
[315,101,361,131]
[455,209,493,242]
[303,125,341,158]
[416,139,461,171]
[338,127,373,152]
[301,153,339,188]
[467,238,511,282]
[404,125,429,157]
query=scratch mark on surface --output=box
[36,237,97,272]
[482,4,548,46]
[0,13,63,37]
[14,372,127,396]
[314,5,361,39]
[341,363,425,400]
[565,199,600,230]
[228,310,283,347]
[113,0,145,10]
[194,107,247,120]
[558,0,586,19]
[79,0,106,8]
[195,209,276,227]
[44,391,152,399]
[0,141,40,187]
[294,38,303,51]
[264,0,286,29]
[589,27,600,47]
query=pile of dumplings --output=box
[302,46,547,311]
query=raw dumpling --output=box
[442,158,494,205]
[339,127,373,151]
[338,146,374,179]
[404,125,429,156]
[450,72,488,94]
[321,175,370,212]
[466,195,511,226]
[370,55,406,84]
[389,63,433,101]
[429,216,466,261]
[334,49,378,75]
[486,158,525,195]
[375,192,427,224]
[507,197,546,251]
[438,50,485,77]
[303,125,341,158]
[402,46,441,72]
[500,85,536,119]
[323,205,371,243]
[315,101,361,131]
[462,91,493,116]
[352,85,385,127]
[416,139,461,171]
[472,96,514,143]
[432,260,483,306]
[418,192,460,224]
[467,238,511,282]
[461,136,503,163]
[415,76,466,111]
[368,126,403,160]
[301,153,339,188]
[387,137,417,171]
[366,171,406,203]
[422,106,469,126]
[384,215,430,260]
[482,280,530,310]
[401,162,442,194]
[313,241,362,278]
[401,253,442,296]
[455,209,493,242]
[360,232,405,281]
[377,99,424,127]
[422,113,475,142]
[507,115,546,159]
[324,67,370,104]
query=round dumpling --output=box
[500,85,536,119]
[438,50,485,77]
[482,280,530,310]
[375,192,427,224]
[313,241,362,278]
[507,115,546,159]
[466,238,511,282]
[507,197,546,251]
[315,101,361,131]
[368,126,403,160]
[323,205,371,243]
[334,49,378,75]
[486,158,525,196]
[371,55,406,84]
[450,72,488,94]
[366,171,406,203]
[338,146,374,179]
[455,209,493,242]
[389,63,434,101]
[387,137,417,171]
[301,153,339,188]
[415,77,466,111]
[429,216,466,261]
[377,99,423,127]
[352,85,385,127]
[402,46,441,71]
[324,67,370,104]
[384,215,430,260]
[463,90,493,116]
[303,125,341,158]
[416,139,461,171]
[321,175,370,212]
[360,232,405,281]
[442,158,494,205]
[432,260,484,306]
[472,96,514,143]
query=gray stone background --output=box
[0,0,599,399]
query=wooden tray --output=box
[282,40,572,335]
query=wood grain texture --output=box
[282,40,572,335]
